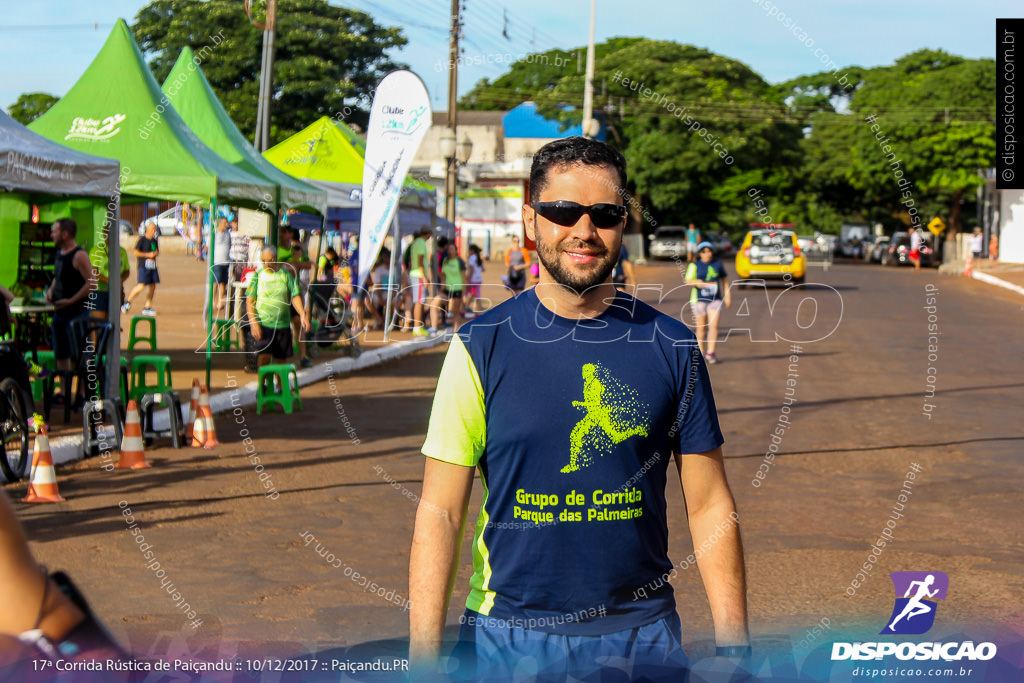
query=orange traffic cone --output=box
[22,426,66,503]
[191,385,220,449]
[117,400,151,469]
[963,255,973,277]
[184,379,201,441]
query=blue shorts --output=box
[138,265,160,285]
[88,289,109,313]
[212,264,229,284]
[448,609,689,682]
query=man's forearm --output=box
[690,501,748,646]
[409,500,463,666]
[68,280,95,305]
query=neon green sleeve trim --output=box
[685,262,697,280]
[422,335,486,467]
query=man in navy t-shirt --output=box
[410,137,750,681]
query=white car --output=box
[138,207,186,237]
[648,226,689,260]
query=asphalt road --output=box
[3,258,1022,681]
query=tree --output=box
[462,38,804,236]
[7,93,59,125]
[131,0,407,144]
[847,50,995,241]
[784,50,995,239]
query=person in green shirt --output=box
[246,246,309,367]
[407,228,431,335]
[87,241,129,321]
[277,226,313,367]
[430,242,466,332]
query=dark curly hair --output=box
[528,136,627,201]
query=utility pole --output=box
[254,0,278,152]
[444,0,461,227]
[581,0,596,138]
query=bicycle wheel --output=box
[0,377,30,482]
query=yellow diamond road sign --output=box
[928,217,946,236]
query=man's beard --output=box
[535,236,618,296]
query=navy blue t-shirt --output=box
[685,259,727,303]
[422,288,724,635]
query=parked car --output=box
[867,235,890,263]
[138,207,186,237]
[648,226,689,260]
[709,231,733,256]
[881,232,934,267]
[735,228,806,285]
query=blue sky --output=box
[1,0,1014,112]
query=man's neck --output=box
[533,278,617,320]
[60,240,77,255]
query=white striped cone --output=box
[191,385,220,449]
[117,400,151,469]
[22,427,65,503]
[185,379,200,441]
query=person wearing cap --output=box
[685,241,731,364]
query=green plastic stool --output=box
[26,350,56,403]
[256,364,302,414]
[128,316,157,350]
[211,318,239,352]
[130,355,174,404]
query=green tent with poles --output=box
[30,19,275,208]
[160,46,330,368]
[263,116,436,215]
[161,47,327,217]
[30,18,277,386]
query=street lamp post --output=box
[441,132,473,250]
[441,129,457,228]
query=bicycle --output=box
[0,376,30,482]
[306,283,361,359]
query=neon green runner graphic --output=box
[561,363,649,473]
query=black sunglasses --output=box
[531,201,627,229]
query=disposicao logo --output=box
[831,571,997,662]
[882,571,948,635]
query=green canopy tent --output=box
[30,19,277,385]
[30,19,275,209]
[161,46,330,366]
[263,116,437,223]
[161,47,327,217]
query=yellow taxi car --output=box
[734,224,806,285]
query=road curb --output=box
[45,334,448,468]
[970,270,1024,298]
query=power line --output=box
[345,0,448,34]
[0,23,113,31]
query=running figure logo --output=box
[561,363,649,473]
[881,571,949,635]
